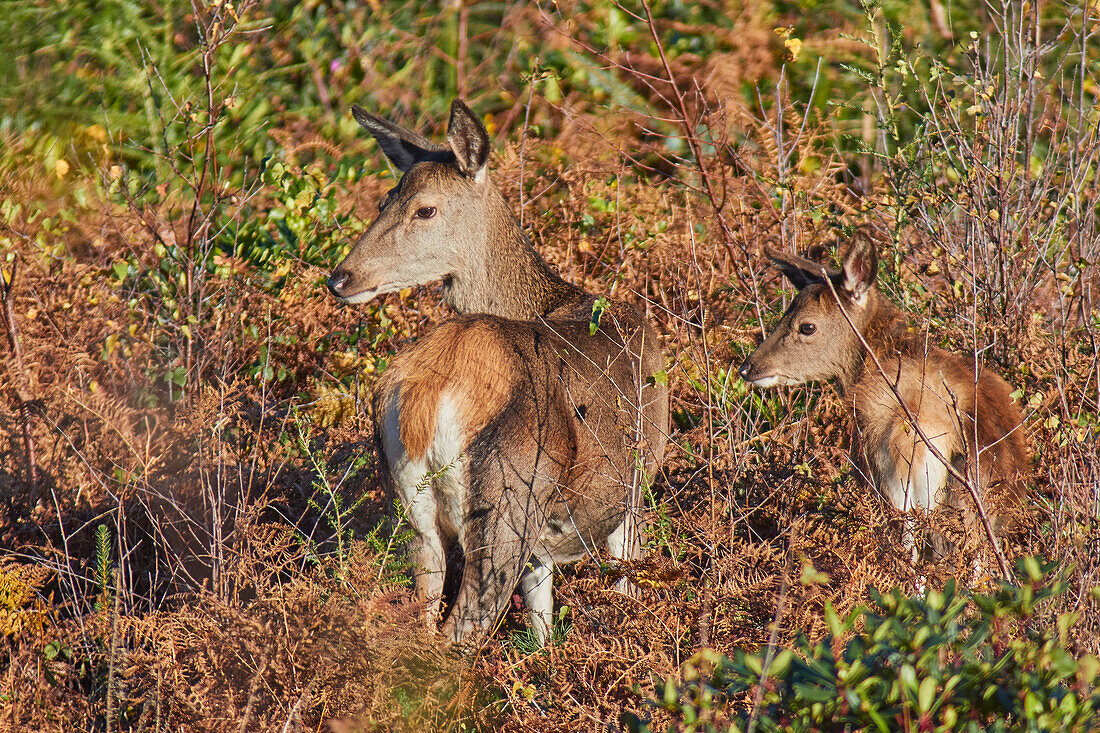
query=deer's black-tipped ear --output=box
[446,99,490,182]
[351,105,445,172]
[764,247,833,290]
[838,231,878,304]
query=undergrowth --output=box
[0,0,1098,730]
[628,558,1100,731]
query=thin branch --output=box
[0,256,38,494]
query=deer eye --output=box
[798,323,817,336]
[414,206,436,220]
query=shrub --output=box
[627,557,1100,732]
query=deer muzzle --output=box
[738,357,782,389]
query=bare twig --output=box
[747,519,798,733]
[639,0,734,245]
[0,256,38,494]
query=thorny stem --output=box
[821,273,1013,580]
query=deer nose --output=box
[737,361,753,381]
[326,269,351,297]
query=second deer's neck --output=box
[839,295,909,394]
[442,189,584,320]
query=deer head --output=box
[738,233,879,389]
[327,99,493,304]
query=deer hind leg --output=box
[444,449,548,645]
[444,496,541,645]
[521,557,554,645]
[402,483,448,627]
[380,388,448,628]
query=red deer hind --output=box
[738,234,1028,557]
[327,100,668,644]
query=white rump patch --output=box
[428,395,468,535]
[381,390,468,534]
[380,389,428,515]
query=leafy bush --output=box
[627,557,1100,732]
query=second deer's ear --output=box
[839,232,878,304]
[765,247,831,290]
[446,99,490,182]
[352,106,445,173]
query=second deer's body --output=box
[739,236,1027,545]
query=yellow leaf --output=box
[55,159,70,179]
[784,37,803,62]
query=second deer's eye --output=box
[798,322,817,336]
[414,206,436,220]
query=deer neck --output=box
[838,294,907,394]
[442,189,583,320]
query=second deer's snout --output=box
[737,356,770,386]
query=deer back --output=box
[373,309,663,539]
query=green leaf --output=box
[917,676,936,712]
[663,676,678,708]
[769,649,794,677]
[825,600,843,637]
[1022,556,1043,582]
[646,370,668,387]
[589,296,609,335]
[899,664,918,698]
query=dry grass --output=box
[1,1,1099,731]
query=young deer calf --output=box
[738,235,1028,553]
[327,100,668,645]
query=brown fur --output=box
[378,320,519,461]
[739,235,1029,541]
[328,100,669,645]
